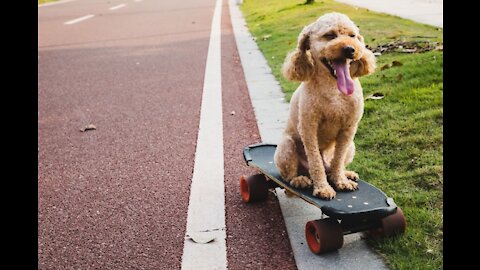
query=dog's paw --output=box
[345,170,359,181]
[313,185,336,200]
[290,176,312,189]
[332,176,358,191]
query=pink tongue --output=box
[333,60,354,95]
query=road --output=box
[38,0,296,269]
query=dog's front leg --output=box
[298,115,336,200]
[329,130,359,191]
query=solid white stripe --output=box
[109,4,126,10]
[64,14,94,25]
[180,0,226,269]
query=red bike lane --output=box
[38,0,296,268]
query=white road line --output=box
[109,4,126,10]
[64,14,94,25]
[180,0,225,268]
[39,0,77,8]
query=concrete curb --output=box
[228,0,389,269]
[227,1,289,145]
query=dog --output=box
[273,12,376,200]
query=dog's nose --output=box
[342,46,355,59]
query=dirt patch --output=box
[368,40,443,54]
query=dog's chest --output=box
[314,96,362,144]
[319,94,362,124]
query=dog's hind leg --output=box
[274,136,312,188]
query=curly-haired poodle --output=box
[274,12,376,200]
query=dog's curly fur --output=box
[274,13,376,200]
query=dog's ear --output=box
[282,26,314,82]
[350,35,376,77]
[298,31,311,51]
[356,34,365,44]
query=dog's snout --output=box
[342,46,355,59]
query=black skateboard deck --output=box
[243,143,397,220]
[240,143,406,254]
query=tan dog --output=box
[274,12,376,200]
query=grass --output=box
[240,0,443,269]
[38,0,58,4]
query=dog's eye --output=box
[324,33,337,40]
[349,34,356,38]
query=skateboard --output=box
[240,143,406,254]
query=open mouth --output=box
[321,58,336,79]
[321,57,355,96]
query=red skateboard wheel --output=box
[239,174,269,203]
[368,207,407,238]
[305,218,344,254]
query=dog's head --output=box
[282,12,376,95]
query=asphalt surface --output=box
[220,2,296,269]
[38,0,296,269]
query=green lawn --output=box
[240,0,443,269]
[39,0,58,4]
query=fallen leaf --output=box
[435,45,443,51]
[401,48,417,53]
[80,124,96,132]
[392,60,403,67]
[262,34,272,41]
[380,63,392,71]
[396,74,404,81]
[186,233,215,244]
[366,92,385,100]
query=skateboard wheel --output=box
[305,218,344,254]
[239,174,269,203]
[369,207,407,238]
